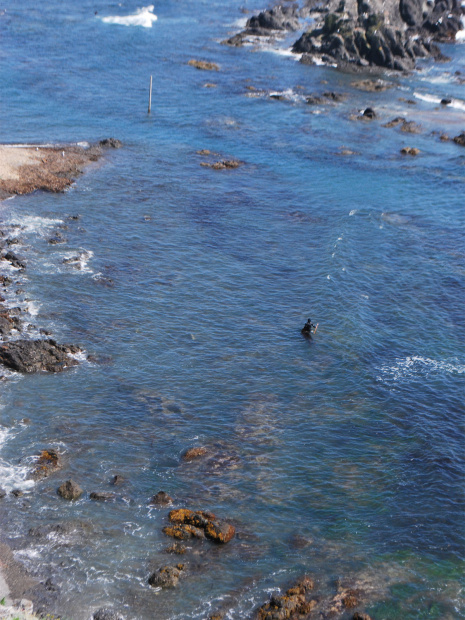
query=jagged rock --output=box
[257,576,315,619]
[453,132,465,146]
[400,146,420,155]
[166,508,235,544]
[99,138,122,149]
[149,491,173,506]
[0,312,21,336]
[148,564,185,588]
[0,339,80,373]
[11,489,24,497]
[362,107,376,119]
[92,608,125,620]
[29,449,62,481]
[111,475,125,486]
[57,479,83,500]
[245,5,300,33]
[2,251,26,269]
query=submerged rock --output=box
[90,491,116,501]
[92,608,125,620]
[200,159,243,170]
[148,564,185,588]
[188,60,219,71]
[57,479,83,500]
[0,339,80,373]
[400,146,420,155]
[182,446,208,461]
[149,491,173,506]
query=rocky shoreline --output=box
[223,0,464,71]
[0,139,124,619]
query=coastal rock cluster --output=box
[224,0,464,70]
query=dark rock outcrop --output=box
[99,138,122,149]
[149,491,173,506]
[57,480,83,500]
[0,339,80,373]
[453,132,465,146]
[2,251,26,269]
[227,0,463,69]
[90,492,116,501]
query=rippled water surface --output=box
[0,1,464,618]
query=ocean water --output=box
[0,1,464,618]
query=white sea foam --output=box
[101,5,157,28]
[262,45,300,60]
[414,91,465,110]
[0,426,35,493]
[349,209,357,216]
[377,355,465,383]
[4,214,63,235]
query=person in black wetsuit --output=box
[301,318,316,337]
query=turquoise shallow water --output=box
[0,1,464,618]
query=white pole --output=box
[148,75,153,114]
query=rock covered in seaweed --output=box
[29,449,62,481]
[164,508,235,544]
[256,576,315,619]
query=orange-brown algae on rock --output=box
[204,519,235,544]
[30,449,62,480]
[200,159,243,170]
[162,524,205,540]
[188,59,219,71]
[256,576,315,619]
[182,446,208,461]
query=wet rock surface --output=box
[57,479,83,500]
[0,339,81,373]
[90,491,117,501]
[453,132,465,146]
[257,576,315,619]
[29,449,62,481]
[149,490,173,506]
[148,564,185,588]
[165,508,236,544]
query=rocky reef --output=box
[224,0,464,71]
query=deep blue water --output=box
[0,1,464,618]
